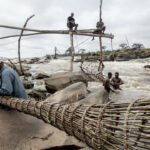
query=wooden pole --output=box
[125,35,130,48]
[98,0,103,71]
[8,59,20,75]
[0,25,114,39]
[70,31,75,72]
[99,0,103,20]
[0,33,41,40]
[111,39,116,61]
[111,38,113,51]
[54,47,57,59]
[18,14,35,75]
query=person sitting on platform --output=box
[96,19,106,34]
[111,72,124,90]
[67,12,78,31]
[0,61,27,99]
[92,19,106,40]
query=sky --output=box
[0,0,150,58]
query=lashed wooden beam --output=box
[0,25,114,39]
[0,33,42,40]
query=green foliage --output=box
[65,47,72,56]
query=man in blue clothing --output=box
[0,61,27,99]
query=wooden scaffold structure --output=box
[0,24,114,72]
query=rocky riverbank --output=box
[1,55,150,149]
[80,48,150,61]
[0,56,101,150]
[2,56,100,103]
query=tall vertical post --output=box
[98,0,103,71]
[99,0,103,20]
[111,38,113,51]
[54,46,57,59]
[70,31,75,72]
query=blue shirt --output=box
[0,65,27,99]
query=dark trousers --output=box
[94,26,106,34]
[67,22,78,30]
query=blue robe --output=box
[0,65,27,99]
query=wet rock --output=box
[27,89,48,101]
[45,54,52,60]
[32,72,49,80]
[76,88,110,105]
[107,48,150,61]
[23,81,34,89]
[24,57,40,64]
[34,80,47,92]
[144,65,150,69]
[38,58,47,64]
[46,82,87,105]
[45,72,88,93]
[82,48,150,61]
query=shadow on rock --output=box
[42,145,83,150]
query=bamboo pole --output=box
[0,33,42,40]
[98,0,103,71]
[54,47,57,59]
[111,38,113,51]
[70,31,75,72]
[18,15,35,75]
[7,59,20,75]
[0,25,114,39]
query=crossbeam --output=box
[0,25,114,39]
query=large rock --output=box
[32,71,49,80]
[33,80,47,92]
[23,81,34,89]
[144,65,150,69]
[0,109,89,150]
[76,88,110,105]
[27,89,48,101]
[46,82,88,105]
[45,72,88,93]
[106,48,150,61]
[23,57,40,64]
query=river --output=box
[30,57,150,103]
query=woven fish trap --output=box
[0,97,150,150]
[80,60,105,82]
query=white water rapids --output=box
[30,57,150,103]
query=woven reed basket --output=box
[0,97,150,150]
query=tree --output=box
[132,43,144,49]
[78,49,86,54]
[102,46,107,51]
[65,47,72,56]
[119,43,129,49]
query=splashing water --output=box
[30,57,150,103]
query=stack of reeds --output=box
[0,97,150,150]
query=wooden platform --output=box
[0,25,114,39]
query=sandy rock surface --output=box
[0,109,90,150]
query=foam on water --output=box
[30,57,150,103]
